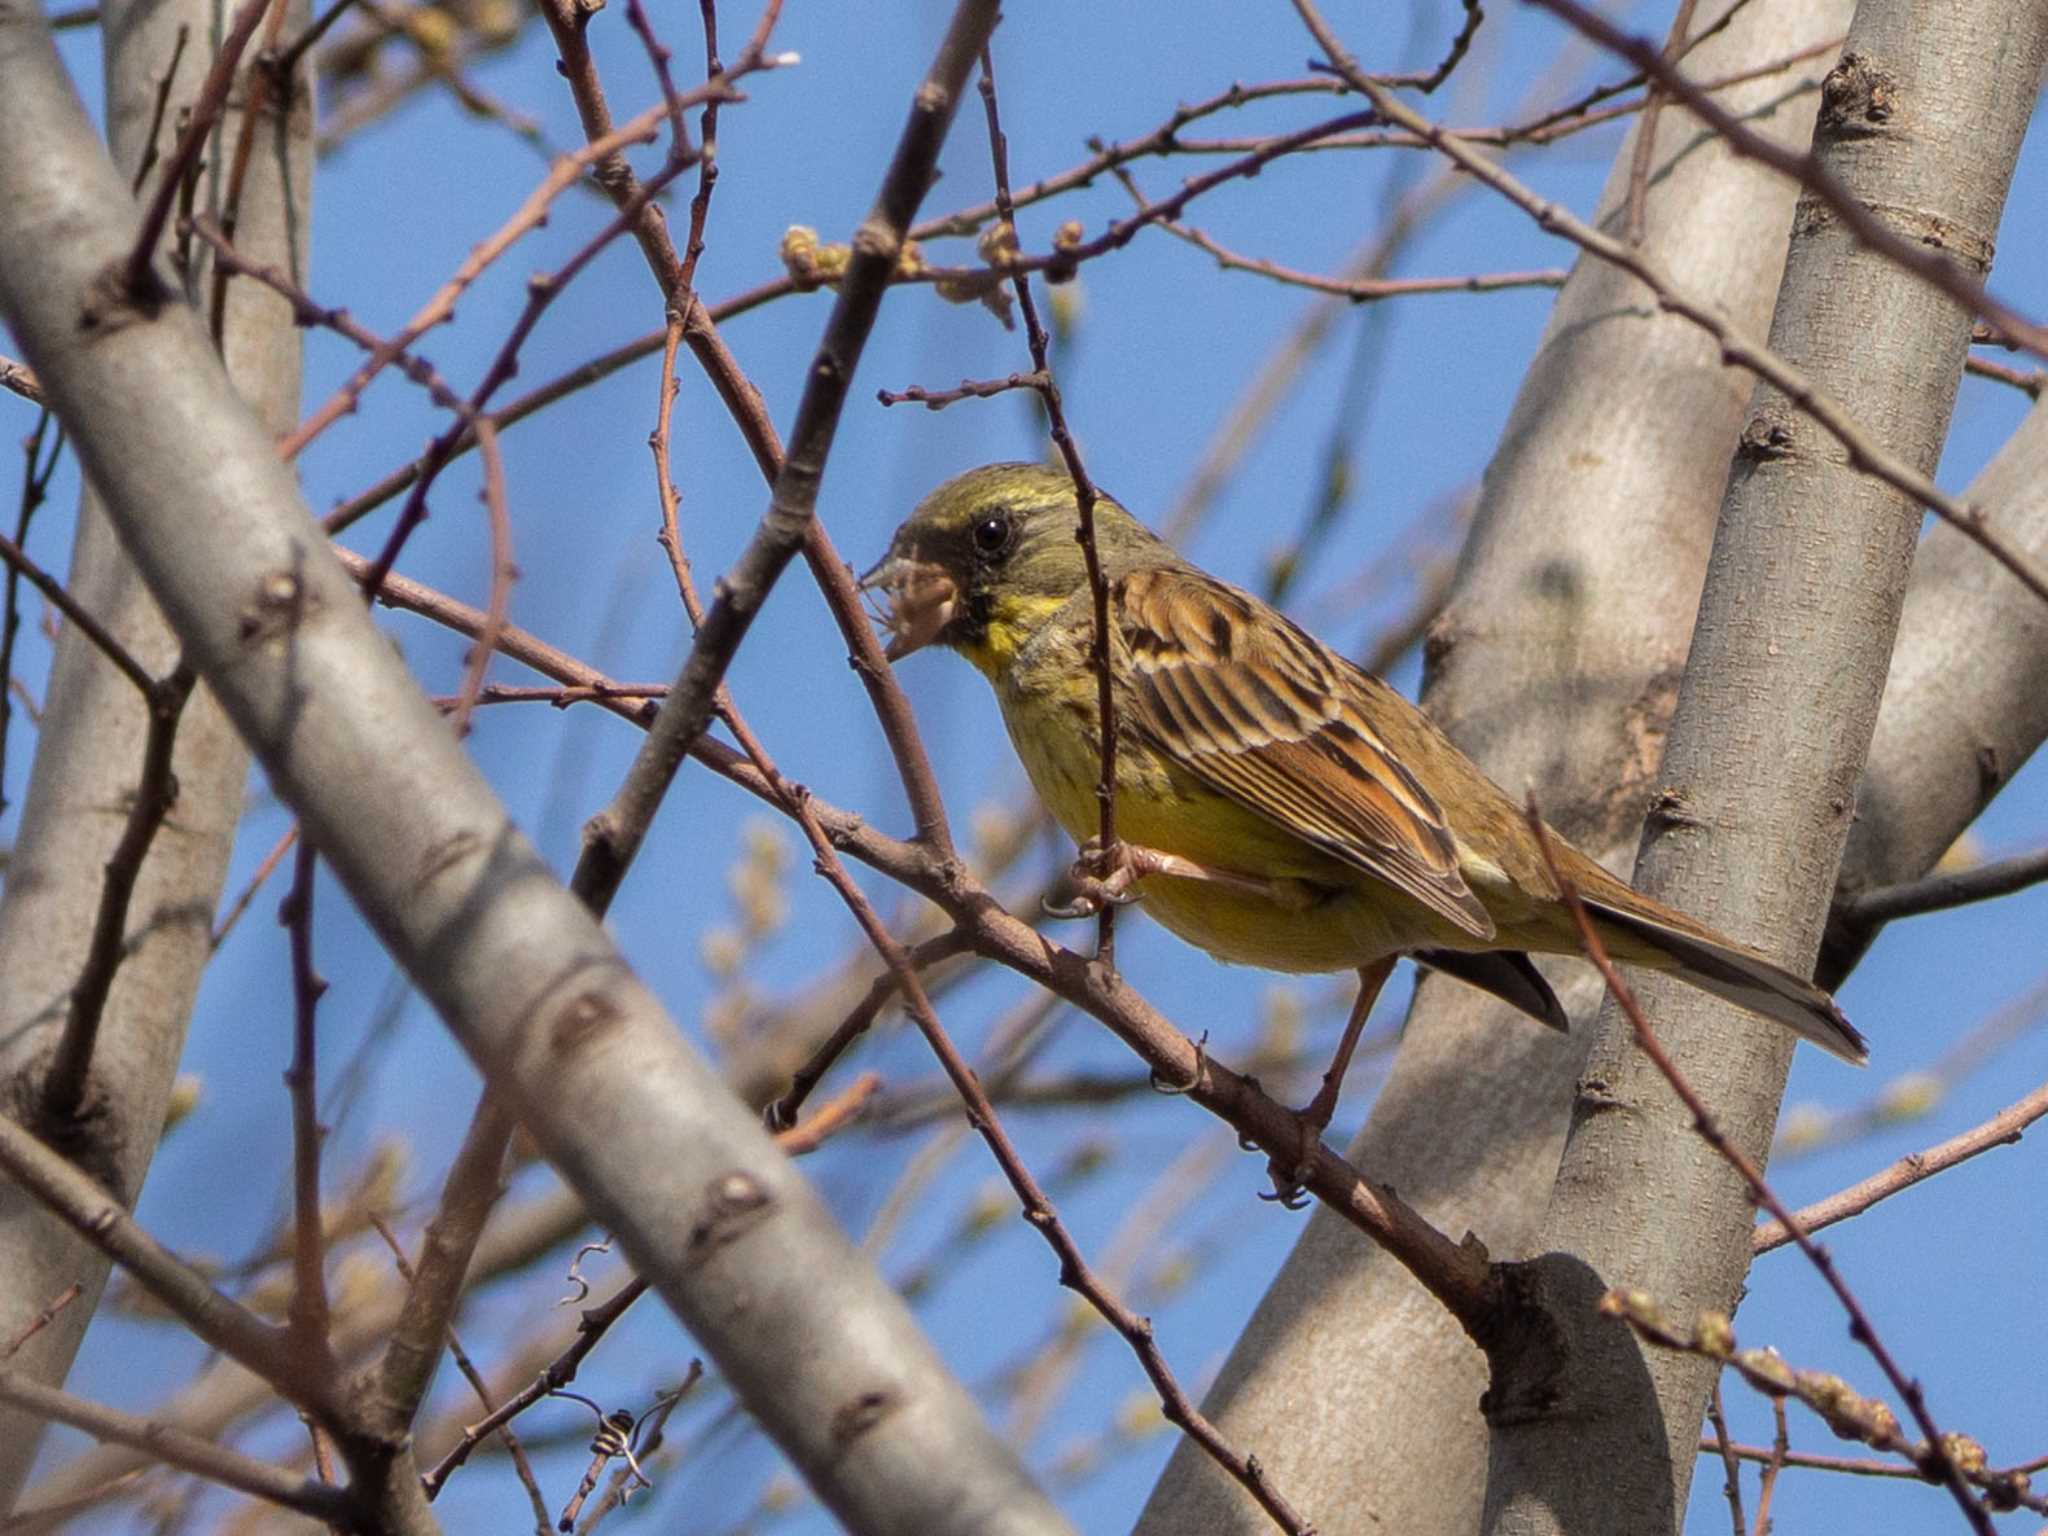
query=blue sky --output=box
[9,1,2048,1531]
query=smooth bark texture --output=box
[1136,5,1851,1531]
[0,0,307,1503]
[1825,391,2048,983]
[1483,4,2048,1534]
[0,5,1071,1532]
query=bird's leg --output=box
[1265,956,1396,1209]
[1043,836,1299,920]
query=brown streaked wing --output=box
[1117,565,1495,940]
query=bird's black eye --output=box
[971,513,1014,559]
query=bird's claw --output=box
[1259,1104,1329,1211]
[1042,839,1146,920]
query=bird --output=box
[861,462,1865,1183]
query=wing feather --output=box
[1118,566,1494,940]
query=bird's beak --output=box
[858,553,959,662]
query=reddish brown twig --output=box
[43,665,196,1122]
[211,823,301,950]
[278,842,335,1364]
[0,529,152,695]
[1755,1076,2048,1252]
[1621,0,1701,246]
[446,418,515,736]
[976,44,1122,967]
[1704,1376,1747,1536]
[2,1282,82,1362]
[764,931,974,1130]
[125,0,272,298]
[877,370,1048,410]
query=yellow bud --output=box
[780,226,850,289]
[1943,1433,1987,1475]
[1878,1071,1941,1122]
[1048,279,1084,335]
[759,1474,803,1514]
[699,926,744,979]
[1694,1310,1735,1357]
[1737,1346,1795,1394]
[162,1072,203,1131]
[404,6,457,58]
[977,219,1020,268]
[1777,1102,1831,1151]
[1115,1390,1166,1439]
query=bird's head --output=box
[862,462,1165,671]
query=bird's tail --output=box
[1584,893,1868,1065]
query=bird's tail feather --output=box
[1585,896,1868,1066]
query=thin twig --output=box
[0,415,64,817]
[1622,0,1700,246]
[977,45,1122,967]
[877,370,1048,409]
[1756,1396,1789,1534]
[1965,354,2047,398]
[130,26,191,200]
[211,822,300,950]
[447,417,515,735]
[274,0,361,82]
[1837,846,2048,929]
[0,529,154,695]
[0,355,45,406]
[1,1283,82,1363]
[764,930,973,1130]
[1754,1075,2048,1252]
[126,0,273,298]
[1412,0,1482,93]
[280,842,335,1360]
[206,0,295,344]
[43,665,197,1121]
[0,1372,356,1524]
[1706,1374,1747,1536]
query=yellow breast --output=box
[990,635,1448,973]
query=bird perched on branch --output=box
[863,463,1865,1186]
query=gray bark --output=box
[0,0,308,1502]
[1136,4,1852,1531]
[1482,4,2048,1533]
[1824,391,2048,981]
[0,4,1070,1532]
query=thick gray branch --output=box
[1136,5,1853,1531]
[0,7,1065,1533]
[1482,5,2048,1534]
[0,0,306,1502]
[1825,391,2048,980]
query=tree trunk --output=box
[0,0,309,1502]
[1137,3,1852,1530]
[1482,4,2048,1532]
